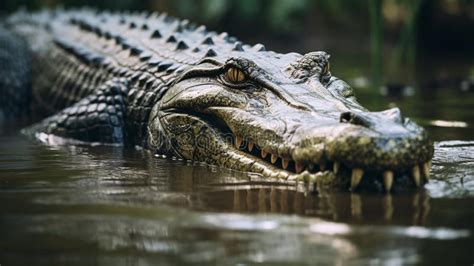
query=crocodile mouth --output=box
[158,108,432,193]
[225,133,432,193]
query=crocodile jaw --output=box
[149,102,433,193]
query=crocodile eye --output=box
[226,67,246,83]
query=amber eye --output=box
[226,67,246,83]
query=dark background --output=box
[1,0,473,89]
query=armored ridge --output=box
[0,9,434,193]
[3,9,271,145]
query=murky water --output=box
[1,85,473,265]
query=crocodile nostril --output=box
[340,111,372,127]
[340,112,352,123]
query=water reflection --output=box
[2,136,472,221]
[429,120,468,128]
[197,185,432,226]
[0,134,473,265]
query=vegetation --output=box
[0,0,472,88]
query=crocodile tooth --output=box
[248,142,254,152]
[333,162,340,174]
[422,161,431,180]
[261,149,268,159]
[412,165,421,186]
[351,168,364,190]
[235,136,242,149]
[282,159,289,170]
[383,170,394,192]
[271,154,278,164]
[295,162,304,173]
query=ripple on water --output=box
[1,135,474,265]
[428,140,474,198]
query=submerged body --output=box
[0,9,433,192]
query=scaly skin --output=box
[0,9,434,192]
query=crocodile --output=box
[0,9,434,192]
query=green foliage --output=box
[167,0,367,31]
[170,0,310,30]
[1,0,471,88]
[266,0,309,30]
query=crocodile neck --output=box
[6,10,247,145]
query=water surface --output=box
[1,87,473,265]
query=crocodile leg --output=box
[25,78,129,144]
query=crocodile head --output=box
[149,51,434,192]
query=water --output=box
[1,86,474,265]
